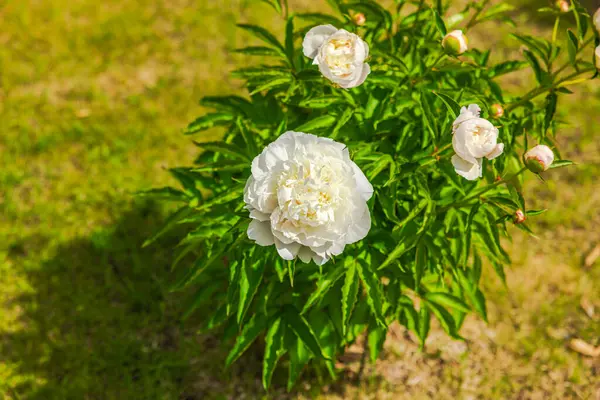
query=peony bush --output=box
[143,0,599,391]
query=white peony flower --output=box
[451,104,504,180]
[302,25,371,89]
[524,145,554,173]
[442,30,468,55]
[594,8,600,34]
[244,131,373,265]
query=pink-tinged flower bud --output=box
[595,45,600,71]
[491,103,504,118]
[524,145,555,173]
[442,30,468,55]
[514,209,526,224]
[594,8,600,34]
[556,0,570,13]
[353,13,366,26]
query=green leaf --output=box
[331,107,355,139]
[233,46,282,57]
[284,306,329,360]
[296,12,343,26]
[543,92,557,135]
[298,96,343,109]
[262,316,286,390]
[341,258,360,336]
[356,259,387,328]
[249,76,293,95]
[285,16,295,68]
[432,9,447,37]
[368,322,387,363]
[237,23,285,53]
[237,257,266,324]
[225,313,267,368]
[259,0,282,14]
[287,337,310,391]
[548,159,575,169]
[193,140,250,161]
[414,239,427,292]
[425,301,462,339]
[294,115,337,132]
[522,50,545,85]
[186,113,234,134]
[424,292,471,313]
[302,266,345,314]
[566,29,579,66]
[432,91,461,119]
[462,203,481,266]
[142,206,192,248]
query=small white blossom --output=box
[303,25,370,89]
[442,30,468,55]
[244,131,373,265]
[451,104,504,180]
[524,145,554,173]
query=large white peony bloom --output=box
[302,25,370,89]
[451,104,504,180]
[244,131,373,265]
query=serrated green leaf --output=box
[225,313,267,367]
[424,292,471,313]
[186,113,234,134]
[341,258,360,336]
[356,259,387,328]
[418,306,430,350]
[302,266,345,314]
[193,140,250,161]
[284,306,329,360]
[238,23,285,53]
[368,322,387,363]
[548,159,575,169]
[262,316,286,390]
[567,30,579,66]
[425,301,462,340]
[294,115,337,132]
[432,9,447,36]
[237,257,266,324]
[287,336,310,391]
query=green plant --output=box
[143,0,598,391]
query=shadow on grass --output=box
[0,201,269,399]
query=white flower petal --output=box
[275,238,301,260]
[298,246,313,263]
[249,208,270,221]
[486,143,504,160]
[247,220,275,246]
[352,163,373,201]
[302,24,338,59]
[452,154,482,181]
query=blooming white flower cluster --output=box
[451,105,504,181]
[244,131,373,265]
[302,25,371,89]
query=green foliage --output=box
[147,0,596,391]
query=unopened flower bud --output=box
[514,209,526,224]
[595,45,600,71]
[354,13,366,26]
[594,8,600,34]
[491,103,504,118]
[556,0,570,13]
[442,30,468,55]
[524,145,554,173]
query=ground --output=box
[0,0,599,399]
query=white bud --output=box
[353,13,366,26]
[442,30,468,55]
[556,0,570,13]
[593,8,600,34]
[524,145,554,173]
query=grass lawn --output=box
[1,0,599,398]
